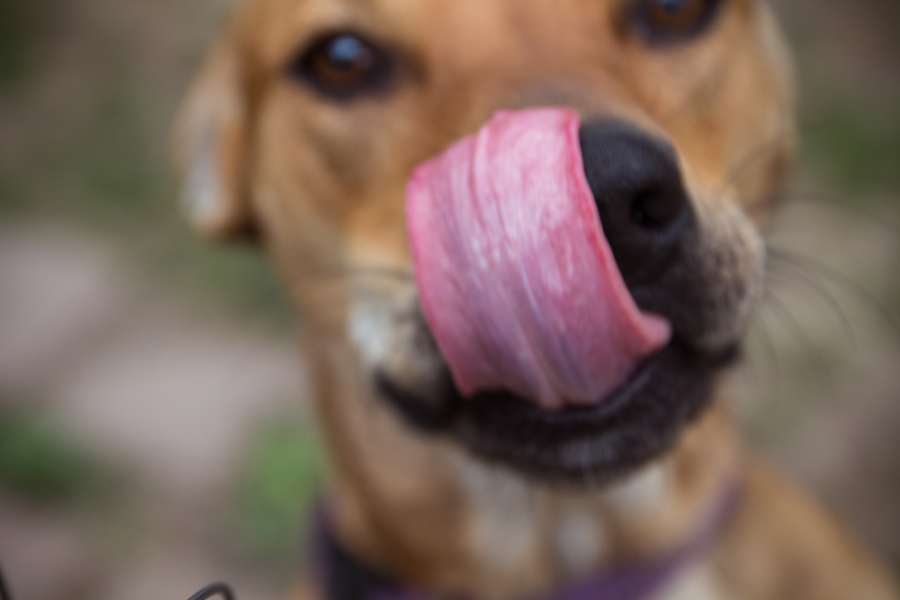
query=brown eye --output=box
[289,32,394,100]
[631,0,722,43]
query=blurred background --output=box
[0,0,898,598]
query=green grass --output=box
[71,87,166,223]
[230,417,324,562]
[0,408,105,502]
[0,0,38,90]
[9,81,170,226]
[800,97,900,201]
[0,168,29,215]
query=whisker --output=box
[725,136,790,195]
[293,264,415,282]
[767,247,900,340]
[762,287,839,392]
[777,190,900,238]
[748,303,783,401]
[764,266,857,350]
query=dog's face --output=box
[176,0,793,484]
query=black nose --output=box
[579,119,693,289]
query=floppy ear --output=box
[173,27,254,240]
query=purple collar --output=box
[316,481,743,600]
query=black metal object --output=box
[0,558,233,600]
[187,583,235,600]
[0,562,11,600]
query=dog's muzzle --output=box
[379,107,751,482]
[406,108,696,411]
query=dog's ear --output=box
[173,25,254,240]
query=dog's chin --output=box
[376,339,738,485]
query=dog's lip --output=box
[375,336,738,483]
[375,336,738,431]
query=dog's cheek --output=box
[249,101,375,288]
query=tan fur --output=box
[175,1,899,598]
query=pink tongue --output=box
[406,108,671,411]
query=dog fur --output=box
[174,1,899,599]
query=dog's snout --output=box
[579,120,693,288]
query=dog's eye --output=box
[631,0,722,43]
[289,32,393,100]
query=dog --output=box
[173,1,900,599]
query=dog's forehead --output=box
[251,0,618,26]
[244,0,633,68]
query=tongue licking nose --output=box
[406,108,672,411]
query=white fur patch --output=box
[348,300,394,368]
[553,507,607,578]
[604,464,668,517]
[452,457,540,573]
[654,564,722,600]
[183,125,222,226]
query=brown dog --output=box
[174,1,899,599]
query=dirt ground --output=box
[0,0,898,599]
[0,226,305,600]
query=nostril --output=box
[629,187,688,230]
[579,119,695,287]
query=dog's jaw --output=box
[317,347,745,599]
[334,262,748,596]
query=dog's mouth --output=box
[377,338,736,483]
[371,108,754,483]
